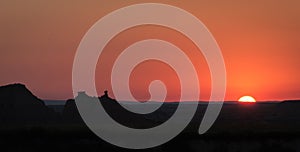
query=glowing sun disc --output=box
[238,96,256,102]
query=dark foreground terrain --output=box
[0,84,300,152]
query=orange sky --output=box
[0,0,300,101]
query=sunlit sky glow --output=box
[1,0,300,101]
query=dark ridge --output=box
[0,83,58,126]
[0,83,44,105]
[62,99,85,124]
[280,100,300,104]
[99,93,179,129]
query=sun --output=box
[238,96,256,103]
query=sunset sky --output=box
[1,0,300,101]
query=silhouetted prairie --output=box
[0,83,300,152]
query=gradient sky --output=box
[1,0,300,101]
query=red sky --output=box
[1,0,300,101]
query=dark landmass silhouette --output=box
[0,83,300,152]
[0,84,58,127]
[280,100,300,104]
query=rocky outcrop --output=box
[0,83,57,126]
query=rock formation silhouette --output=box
[0,83,57,126]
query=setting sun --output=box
[238,96,256,103]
